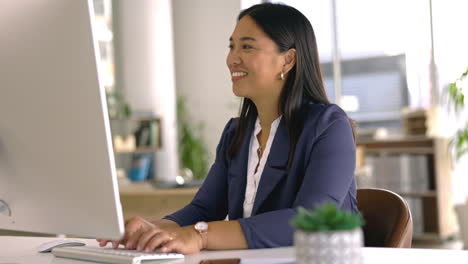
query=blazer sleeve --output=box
[163,119,235,226]
[239,106,356,248]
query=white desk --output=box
[2,236,468,264]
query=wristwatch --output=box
[194,221,209,249]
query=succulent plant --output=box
[290,202,364,232]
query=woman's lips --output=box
[231,71,248,81]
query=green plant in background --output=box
[447,67,468,160]
[106,89,132,120]
[177,96,209,180]
[290,202,364,232]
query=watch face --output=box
[195,221,208,231]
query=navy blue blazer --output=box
[164,103,358,248]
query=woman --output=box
[99,3,357,254]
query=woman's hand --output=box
[96,216,167,249]
[96,216,202,254]
[136,225,203,254]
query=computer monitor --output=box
[0,0,124,240]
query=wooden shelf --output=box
[356,137,456,241]
[358,136,433,149]
[112,116,162,154]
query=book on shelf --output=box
[406,197,424,235]
[149,121,159,148]
[134,120,159,148]
[128,153,153,181]
[138,124,150,147]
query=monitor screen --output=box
[0,0,124,240]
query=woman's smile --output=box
[231,71,248,81]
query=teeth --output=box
[232,72,247,77]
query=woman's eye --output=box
[228,44,253,50]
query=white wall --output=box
[172,0,241,164]
[112,0,178,182]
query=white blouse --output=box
[243,116,282,218]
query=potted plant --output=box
[290,202,365,264]
[106,89,133,136]
[446,67,468,249]
[177,96,209,181]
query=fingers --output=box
[136,228,160,251]
[125,227,146,249]
[124,218,143,238]
[112,240,121,249]
[161,239,200,255]
[127,216,155,231]
[160,239,178,253]
[109,216,185,253]
[125,216,143,230]
[96,238,121,248]
[120,216,155,249]
[96,239,109,247]
[142,231,175,253]
[130,226,201,255]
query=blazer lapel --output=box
[251,118,289,215]
[227,117,255,220]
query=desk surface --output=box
[2,236,468,264]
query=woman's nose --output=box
[227,49,241,67]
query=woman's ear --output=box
[283,48,296,74]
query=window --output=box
[270,0,431,135]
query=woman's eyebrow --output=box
[229,36,257,42]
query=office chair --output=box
[357,188,413,248]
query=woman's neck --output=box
[253,98,280,130]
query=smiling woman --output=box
[99,3,358,254]
[227,16,295,105]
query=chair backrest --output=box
[357,188,413,248]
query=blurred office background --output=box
[91,0,468,248]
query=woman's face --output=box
[226,16,285,101]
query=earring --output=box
[280,72,285,80]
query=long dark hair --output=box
[227,3,355,166]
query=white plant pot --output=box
[294,228,363,264]
[455,203,468,250]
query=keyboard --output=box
[51,246,184,264]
